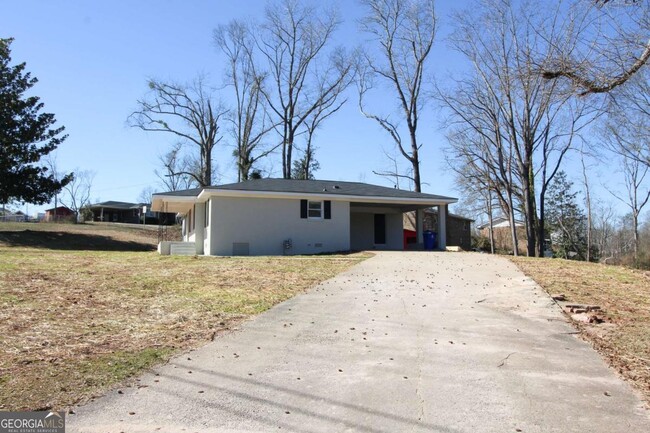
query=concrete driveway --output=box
[68,252,649,433]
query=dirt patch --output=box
[0,226,367,411]
[510,257,650,404]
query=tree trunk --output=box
[487,194,495,254]
[537,198,546,258]
[202,146,212,186]
[581,156,592,262]
[284,125,294,179]
[507,192,519,256]
[586,192,592,262]
[633,211,639,267]
[410,132,421,193]
[523,164,538,257]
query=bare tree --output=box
[138,186,155,205]
[444,122,522,255]
[446,147,499,253]
[61,169,94,221]
[128,76,227,187]
[358,0,436,193]
[580,149,594,261]
[606,154,650,266]
[542,0,650,95]
[373,148,414,190]
[43,154,62,212]
[593,201,617,262]
[215,20,278,181]
[255,0,354,179]
[442,0,595,256]
[605,69,650,168]
[154,142,197,191]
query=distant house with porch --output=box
[89,201,176,225]
[151,179,458,256]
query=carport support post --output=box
[437,204,447,250]
[416,209,424,249]
[194,202,205,255]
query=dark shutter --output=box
[324,200,331,219]
[300,199,308,219]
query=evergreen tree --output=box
[0,38,72,208]
[546,171,589,260]
[291,151,320,180]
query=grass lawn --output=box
[510,257,650,403]
[0,222,368,411]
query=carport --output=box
[350,202,451,251]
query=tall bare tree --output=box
[605,69,650,168]
[61,169,94,221]
[154,142,197,191]
[215,20,277,181]
[606,153,650,266]
[256,0,354,179]
[358,0,436,193]
[442,0,595,256]
[542,0,650,95]
[580,149,594,261]
[129,76,227,187]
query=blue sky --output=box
[0,0,631,219]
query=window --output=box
[300,199,331,219]
[308,201,322,219]
[204,200,210,227]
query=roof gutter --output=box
[196,188,457,205]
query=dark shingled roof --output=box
[89,201,142,210]
[154,179,456,201]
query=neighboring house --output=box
[151,179,457,256]
[44,206,75,222]
[476,217,527,252]
[89,201,175,225]
[403,208,474,251]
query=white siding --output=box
[209,197,350,256]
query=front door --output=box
[374,213,386,245]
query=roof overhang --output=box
[152,188,457,213]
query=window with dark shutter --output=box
[300,200,308,219]
[324,200,331,219]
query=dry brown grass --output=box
[0,222,368,411]
[510,257,650,402]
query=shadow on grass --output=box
[0,230,156,251]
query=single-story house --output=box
[151,179,457,256]
[403,208,474,250]
[89,201,176,225]
[44,206,75,222]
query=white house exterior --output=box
[151,179,457,256]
